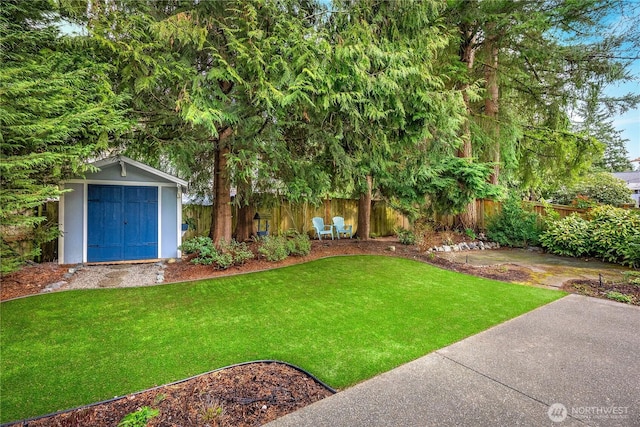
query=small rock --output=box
[167,258,176,264]
[261,405,268,411]
[387,245,396,252]
[443,245,452,252]
[63,272,74,279]
[68,268,76,274]
[43,281,67,292]
[452,244,460,252]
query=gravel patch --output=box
[63,262,166,291]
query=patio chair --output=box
[333,216,353,239]
[312,217,334,240]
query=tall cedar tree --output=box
[317,0,496,237]
[90,0,324,243]
[0,0,128,273]
[445,0,638,224]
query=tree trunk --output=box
[210,138,233,244]
[234,204,255,242]
[233,179,255,242]
[456,27,478,230]
[356,175,372,240]
[484,27,500,185]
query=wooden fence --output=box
[183,198,408,240]
[436,199,592,231]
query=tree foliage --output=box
[315,0,488,236]
[444,0,638,200]
[549,172,633,207]
[0,0,129,273]
[89,0,327,242]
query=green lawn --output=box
[0,256,564,423]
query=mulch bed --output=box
[563,279,640,305]
[15,362,333,427]
[1,262,68,301]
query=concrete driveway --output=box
[267,295,640,426]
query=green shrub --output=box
[605,291,633,304]
[464,228,477,241]
[258,235,289,262]
[183,237,218,265]
[540,205,640,267]
[218,239,254,265]
[396,228,416,245]
[539,214,592,257]
[286,233,311,256]
[179,236,213,255]
[588,205,640,266]
[181,237,254,269]
[620,235,640,269]
[486,193,542,247]
[550,172,633,207]
[118,406,159,427]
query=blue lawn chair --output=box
[333,216,353,239]
[312,217,334,240]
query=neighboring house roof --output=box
[182,187,238,206]
[613,171,640,190]
[90,155,188,187]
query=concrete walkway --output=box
[267,295,640,427]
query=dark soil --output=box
[3,235,628,426]
[563,279,640,305]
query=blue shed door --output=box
[88,185,158,262]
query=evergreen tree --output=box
[318,0,486,238]
[444,0,639,214]
[0,0,128,273]
[90,0,325,243]
[574,85,633,172]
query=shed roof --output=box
[91,155,188,187]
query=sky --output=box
[607,2,640,165]
[613,79,640,163]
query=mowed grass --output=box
[1,256,564,423]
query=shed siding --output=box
[161,186,179,258]
[62,183,85,264]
